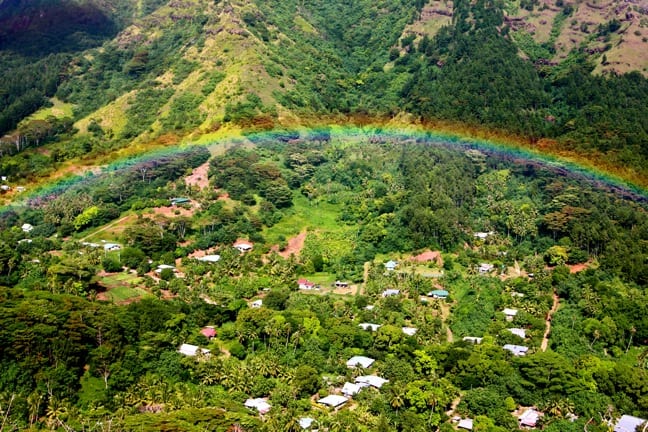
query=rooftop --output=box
[346,355,375,369]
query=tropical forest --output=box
[0,0,647,431]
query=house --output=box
[81,242,100,248]
[298,417,316,430]
[463,336,483,344]
[402,327,418,336]
[355,375,389,388]
[104,243,121,251]
[359,323,381,331]
[17,239,32,244]
[458,418,474,430]
[155,264,176,273]
[251,299,263,308]
[381,289,400,297]
[427,289,449,299]
[197,254,221,263]
[479,263,494,274]
[317,395,348,409]
[614,415,646,432]
[298,279,316,290]
[346,355,375,369]
[342,382,364,396]
[200,327,217,339]
[384,260,398,271]
[364,305,375,311]
[0,185,11,191]
[419,296,429,303]
[474,231,494,240]
[518,408,542,427]
[170,197,191,205]
[0,176,6,181]
[178,343,210,357]
[508,328,526,338]
[502,308,519,321]
[244,398,271,414]
[15,186,25,192]
[335,281,349,288]
[411,250,443,266]
[233,241,253,252]
[21,223,33,233]
[503,344,529,356]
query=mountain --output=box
[0,0,647,189]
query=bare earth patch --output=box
[568,263,588,273]
[150,201,198,218]
[272,231,307,258]
[185,161,211,189]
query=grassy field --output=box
[263,194,348,243]
[98,272,151,303]
[24,97,74,121]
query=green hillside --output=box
[0,0,648,430]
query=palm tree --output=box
[389,388,405,413]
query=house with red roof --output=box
[200,327,217,339]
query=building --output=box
[298,279,316,290]
[155,264,175,274]
[463,336,483,344]
[251,299,263,308]
[402,327,418,336]
[365,305,375,311]
[614,415,647,432]
[359,323,381,331]
[104,243,122,251]
[502,308,519,321]
[508,328,526,338]
[244,398,271,414]
[178,343,210,357]
[233,241,253,252]
[170,197,191,205]
[474,231,494,240]
[200,327,217,339]
[384,260,398,271]
[381,289,400,297]
[427,289,449,299]
[479,263,494,274]
[346,355,375,369]
[317,395,348,409]
[503,344,529,356]
[518,408,542,428]
[21,223,33,233]
[298,417,316,430]
[355,375,389,388]
[197,254,221,263]
[342,382,363,396]
[458,418,474,430]
[411,250,443,266]
[334,281,349,288]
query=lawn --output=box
[103,285,152,303]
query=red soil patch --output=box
[150,201,197,218]
[568,263,588,273]
[411,250,444,266]
[272,231,307,258]
[185,162,210,189]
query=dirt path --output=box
[185,161,210,189]
[80,215,133,242]
[445,396,462,416]
[440,301,454,342]
[358,262,370,296]
[541,292,560,352]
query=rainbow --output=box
[2,124,647,214]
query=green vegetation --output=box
[1,136,648,430]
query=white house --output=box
[458,418,474,430]
[346,355,375,369]
[474,231,494,240]
[317,395,348,409]
[21,223,33,233]
[244,398,271,414]
[503,344,529,356]
[402,327,418,336]
[502,308,518,321]
[103,243,121,251]
[178,343,210,357]
[614,415,647,432]
[197,254,221,263]
[518,408,542,427]
[381,289,400,297]
[251,299,263,308]
[365,305,375,311]
[463,336,483,344]
[479,263,494,274]
[234,241,253,252]
[342,382,364,396]
[384,260,398,271]
[298,279,316,290]
[155,264,175,273]
[359,323,381,331]
[299,417,316,430]
[355,375,389,388]
[507,328,526,338]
